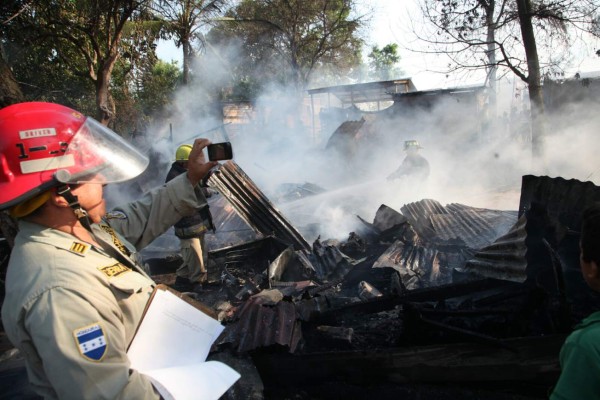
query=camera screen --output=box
[207,142,233,161]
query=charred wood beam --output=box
[418,308,513,317]
[413,314,517,352]
[471,285,531,307]
[314,278,520,323]
[543,238,572,331]
[251,334,565,391]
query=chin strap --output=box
[56,184,138,270]
[56,184,94,233]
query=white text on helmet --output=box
[19,128,57,139]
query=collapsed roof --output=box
[175,161,600,398]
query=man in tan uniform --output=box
[166,144,216,292]
[0,102,218,399]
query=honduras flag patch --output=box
[74,323,107,361]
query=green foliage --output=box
[0,0,176,132]
[1,36,96,115]
[208,0,365,97]
[138,60,182,116]
[110,57,182,135]
[368,43,401,81]
[150,0,227,84]
[0,0,149,125]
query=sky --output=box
[157,0,600,91]
[359,0,600,90]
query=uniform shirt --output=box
[2,173,207,400]
[165,161,214,237]
[550,311,600,400]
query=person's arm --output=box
[107,138,218,250]
[24,287,160,400]
[108,173,208,250]
[387,158,409,180]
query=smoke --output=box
[106,40,600,246]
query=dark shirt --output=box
[389,153,430,181]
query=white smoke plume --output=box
[106,41,600,246]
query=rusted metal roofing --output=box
[217,296,302,353]
[400,199,447,242]
[368,199,520,288]
[208,161,311,253]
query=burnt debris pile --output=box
[3,160,600,399]
[183,163,600,399]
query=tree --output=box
[0,2,26,108]
[137,59,182,117]
[210,0,366,93]
[3,0,148,126]
[368,43,401,81]
[150,0,227,85]
[515,0,544,160]
[0,42,22,248]
[0,51,24,108]
[418,0,509,111]
[416,0,600,161]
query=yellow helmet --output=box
[404,140,423,150]
[175,144,193,161]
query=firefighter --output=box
[387,139,430,182]
[166,144,216,292]
[0,102,217,399]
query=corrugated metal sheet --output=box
[373,240,472,290]
[208,161,311,253]
[370,199,521,287]
[433,204,518,249]
[400,199,447,242]
[460,176,600,284]
[310,238,356,282]
[457,215,528,283]
[399,199,517,249]
[308,79,415,105]
[324,119,365,154]
[372,204,408,232]
[519,175,600,230]
[217,297,302,353]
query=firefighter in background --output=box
[166,144,216,292]
[387,139,430,182]
[0,102,217,399]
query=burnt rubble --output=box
[2,162,599,399]
[185,166,600,399]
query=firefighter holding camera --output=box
[166,144,217,293]
[0,101,217,399]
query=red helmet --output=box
[0,102,149,210]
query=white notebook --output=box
[127,285,240,400]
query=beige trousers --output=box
[176,236,206,283]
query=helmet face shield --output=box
[54,117,149,184]
[0,102,150,210]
